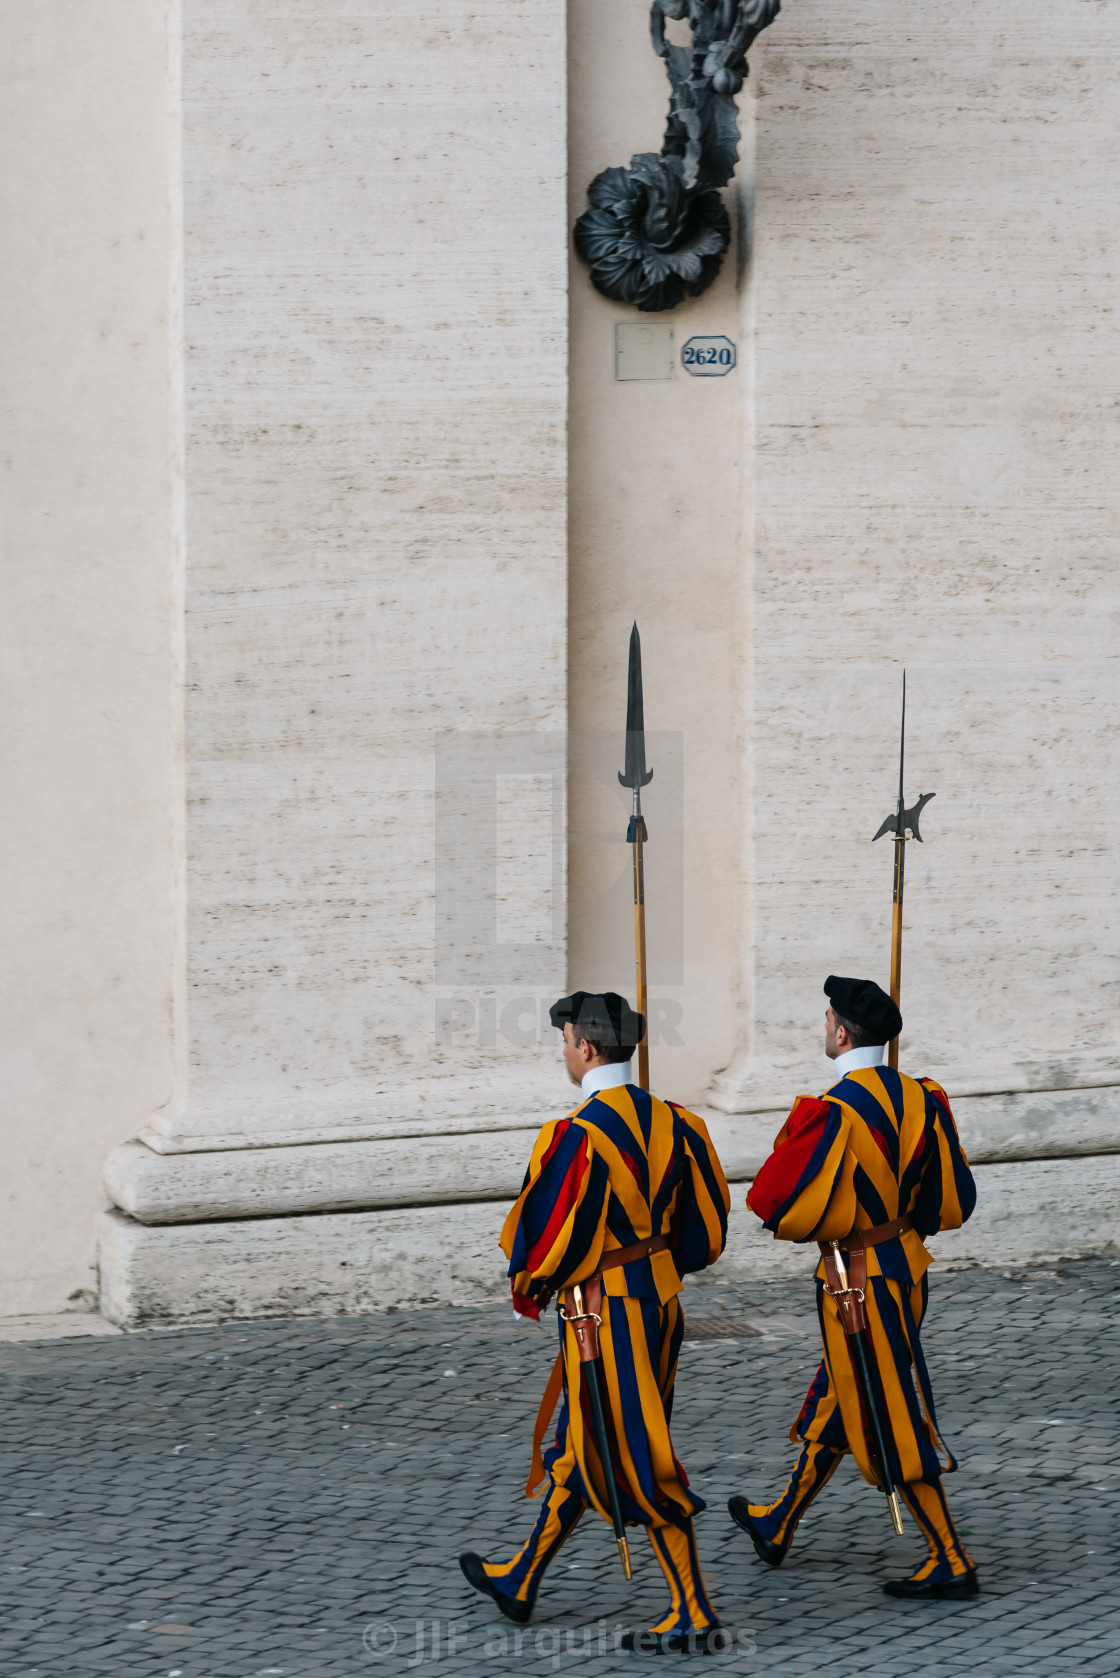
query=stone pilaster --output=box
[708,3,1120,1148]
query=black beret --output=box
[824,975,902,1044]
[549,991,646,1051]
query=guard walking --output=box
[460,991,731,1653]
[729,976,979,1599]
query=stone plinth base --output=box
[97,1155,1120,1328]
[101,1086,1120,1226]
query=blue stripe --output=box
[649,1528,688,1623]
[662,1297,684,1426]
[761,1102,846,1233]
[869,1276,942,1482]
[909,1120,945,1239]
[649,1150,683,1233]
[928,1086,978,1222]
[543,1151,611,1288]
[494,1482,583,1600]
[670,1106,723,1217]
[905,1482,951,1568]
[609,1297,660,1521]
[898,1273,957,1472]
[831,1075,900,1174]
[851,1162,891,1226]
[605,1188,639,1251]
[796,1356,832,1433]
[580,1097,651,1200]
[875,1066,907,1127]
[628,1085,654,1151]
[508,1122,591,1275]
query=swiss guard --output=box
[729,975,979,1599]
[460,991,732,1654]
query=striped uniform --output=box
[745,1066,977,1583]
[480,1083,730,1633]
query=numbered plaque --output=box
[681,335,737,377]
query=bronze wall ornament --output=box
[574,0,782,313]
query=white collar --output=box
[581,1061,633,1097]
[831,1044,886,1077]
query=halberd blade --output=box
[872,671,935,840]
[872,792,936,843]
[618,622,654,790]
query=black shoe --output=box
[727,1496,786,1567]
[458,1551,533,1623]
[620,1625,725,1655]
[883,1570,979,1601]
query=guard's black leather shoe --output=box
[458,1551,532,1623]
[883,1570,979,1601]
[727,1496,786,1567]
[620,1625,726,1655]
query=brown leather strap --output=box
[821,1246,869,1335]
[819,1219,913,1339]
[526,1350,565,1496]
[598,1234,670,1272]
[839,1215,913,1252]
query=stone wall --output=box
[0,1,179,1315]
[3,1,1119,1323]
[712,1,1120,1112]
[157,0,569,1154]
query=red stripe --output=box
[747,1096,832,1223]
[619,1150,643,1189]
[927,1082,954,1120]
[538,1118,571,1171]
[526,1129,589,1271]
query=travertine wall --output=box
[147,0,570,1152]
[0,2,178,1314]
[711,0,1120,1114]
[4,1,1119,1322]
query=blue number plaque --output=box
[681,335,737,377]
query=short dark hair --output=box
[570,1022,632,1066]
[833,1010,883,1050]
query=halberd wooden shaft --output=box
[633,836,649,1090]
[888,834,906,1071]
[619,622,654,1091]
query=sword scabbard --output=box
[824,1240,905,1538]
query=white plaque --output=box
[615,323,674,382]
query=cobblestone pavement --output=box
[0,1259,1117,1678]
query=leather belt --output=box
[598,1234,670,1272]
[817,1217,913,1337]
[836,1215,913,1253]
[556,1236,671,1367]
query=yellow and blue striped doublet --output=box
[745,1067,977,1582]
[481,1084,730,1631]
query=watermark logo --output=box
[434,730,683,990]
[433,993,685,1052]
[362,1619,757,1666]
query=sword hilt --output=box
[560,1283,603,1360]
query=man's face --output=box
[824,1005,845,1061]
[562,1022,593,1087]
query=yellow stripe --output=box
[775,1116,852,1241]
[897,1074,930,1178]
